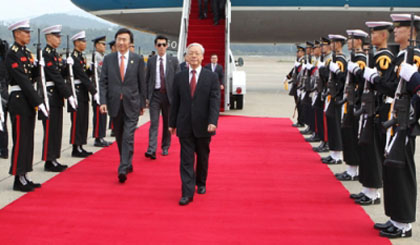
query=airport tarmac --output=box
[0,56,419,244]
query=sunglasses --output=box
[157,43,167,47]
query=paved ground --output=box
[0,56,418,244]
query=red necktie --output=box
[190,70,197,97]
[120,55,125,82]
[159,57,166,93]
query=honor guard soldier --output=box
[68,31,98,157]
[40,25,77,172]
[91,36,110,147]
[335,29,367,182]
[363,14,420,238]
[0,38,9,159]
[5,20,48,192]
[285,45,306,127]
[300,41,316,136]
[108,40,117,53]
[313,37,332,153]
[319,34,347,165]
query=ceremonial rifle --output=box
[36,28,50,116]
[66,35,78,105]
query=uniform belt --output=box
[74,79,82,85]
[385,96,393,104]
[10,85,22,93]
[46,81,55,87]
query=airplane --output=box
[71,0,420,43]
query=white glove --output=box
[306,63,313,70]
[38,103,48,117]
[294,61,301,67]
[347,61,360,74]
[68,95,78,110]
[94,93,100,105]
[329,62,340,74]
[400,62,418,82]
[363,67,379,84]
[317,61,325,68]
[0,110,4,124]
[38,57,45,67]
[66,57,74,66]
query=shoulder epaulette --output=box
[46,47,51,54]
[73,51,78,57]
[11,45,18,53]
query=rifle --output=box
[0,39,8,131]
[36,28,50,116]
[91,49,100,104]
[66,35,78,105]
[381,14,416,167]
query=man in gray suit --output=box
[99,28,146,183]
[145,35,179,159]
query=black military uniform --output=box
[91,36,110,147]
[287,45,306,127]
[300,41,315,136]
[40,25,73,172]
[5,20,44,192]
[69,31,97,157]
[0,39,9,159]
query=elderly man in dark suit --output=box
[145,35,179,159]
[99,28,146,183]
[204,54,224,90]
[169,43,221,206]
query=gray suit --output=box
[146,54,179,154]
[99,51,146,174]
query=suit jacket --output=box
[179,61,188,71]
[99,51,146,118]
[204,63,224,85]
[169,68,220,138]
[146,54,179,104]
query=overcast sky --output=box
[0,0,81,21]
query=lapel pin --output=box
[130,60,134,64]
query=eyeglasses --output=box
[157,43,167,47]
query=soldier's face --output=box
[95,41,106,53]
[313,47,321,56]
[15,30,31,45]
[47,34,61,49]
[394,26,410,44]
[116,33,130,53]
[75,40,86,51]
[187,45,204,68]
[321,44,330,53]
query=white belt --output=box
[74,79,82,85]
[385,96,393,104]
[10,85,21,93]
[46,81,55,87]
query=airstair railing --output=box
[224,0,231,111]
[177,0,191,62]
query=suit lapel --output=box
[125,51,135,80]
[114,52,122,82]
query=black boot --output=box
[13,175,34,192]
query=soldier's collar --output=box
[46,44,56,52]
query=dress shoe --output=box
[321,155,333,163]
[118,173,127,183]
[197,186,206,194]
[350,192,366,200]
[110,130,115,137]
[379,225,412,238]
[203,13,207,19]
[80,147,93,155]
[44,160,67,172]
[335,171,358,181]
[305,136,321,142]
[13,176,34,192]
[127,166,133,174]
[145,151,156,160]
[355,195,380,205]
[300,128,312,135]
[162,149,169,156]
[72,146,89,158]
[26,179,41,188]
[94,138,110,147]
[179,196,193,206]
[313,144,329,153]
[323,159,342,165]
[0,150,8,159]
[374,220,393,230]
[292,122,305,127]
[214,20,219,25]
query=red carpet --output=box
[187,0,226,112]
[0,116,390,244]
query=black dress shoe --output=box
[292,122,305,127]
[94,138,109,147]
[27,180,42,188]
[321,155,333,163]
[0,151,8,159]
[162,149,169,156]
[374,220,393,230]
[80,147,93,155]
[379,225,412,238]
[72,149,89,158]
[44,161,67,172]
[305,136,321,142]
[127,166,133,174]
[13,176,34,192]
[179,196,193,206]
[145,152,156,160]
[324,159,342,165]
[355,195,380,205]
[197,186,206,194]
[335,171,358,181]
[350,192,366,200]
[300,128,312,135]
[118,173,127,183]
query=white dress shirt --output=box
[212,63,216,72]
[118,51,129,78]
[189,66,202,85]
[155,53,167,89]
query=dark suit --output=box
[204,63,224,86]
[169,67,220,197]
[146,54,179,154]
[99,51,146,174]
[179,61,188,71]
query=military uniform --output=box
[287,45,306,127]
[0,39,9,159]
[69,31,97,157]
